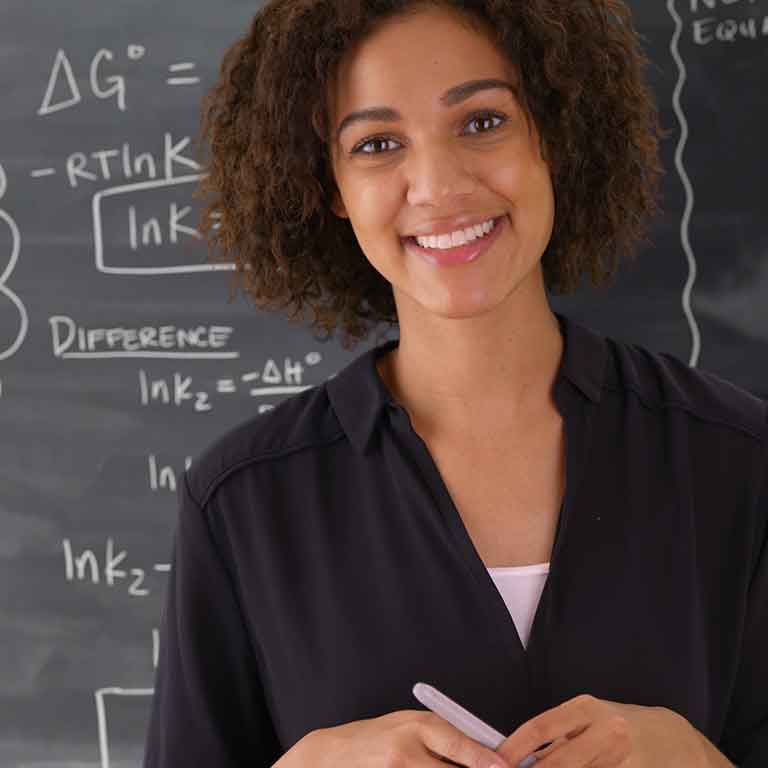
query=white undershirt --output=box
[487,563,550,649]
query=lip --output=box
[401,215,505,266]
[405,213,501,238]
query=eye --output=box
[464,112,507,136]
[350,110,508,156]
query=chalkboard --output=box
[1,2,766,766]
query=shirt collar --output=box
[326,311,608,456]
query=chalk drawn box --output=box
[92,174,235,275]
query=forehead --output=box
[328,6,520,119]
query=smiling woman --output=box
[143,3,766,768]
[191,0,666,350]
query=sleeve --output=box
[142,470,283,768]
[719,414,768,768]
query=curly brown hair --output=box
[194,0,668,350]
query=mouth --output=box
[400,215,506,267]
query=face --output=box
[328,4,555,321]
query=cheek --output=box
[354,182,405,259]
[357,177,400,223]
[354,183,399,243]
[491,162,554,225]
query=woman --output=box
[143,1,766,766]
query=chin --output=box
[392,281,504,320]
[421,293,502,320]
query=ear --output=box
[330,187,349,220]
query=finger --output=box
[530,735,569,759]
[425,748,462,765]
[425,748,468,765]
[499,694,596,766]
[530,714,630,768]
[419,714,512,768]
[531,725,590,759]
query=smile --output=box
[401,215,506,267]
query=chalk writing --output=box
[49,316,236,358]
[39,48,131,115]
[30,133,203,188]
[138,353,321,412]
[667,1,703,366]
[686,0,768,45]
[38,45,197,117]
[95,686,154,768]
[167,61,200,85]
[693,14,768,43]
[92,173,234,274]
[148,453,193,492]
[0,161,29,362]
[62,538,159,598]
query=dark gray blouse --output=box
[143,312,768,767]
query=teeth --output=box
[415,218,496,250]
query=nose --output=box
[403,143,477,206]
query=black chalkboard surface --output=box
[1,2,766,766]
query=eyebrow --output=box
[335,78,517,145]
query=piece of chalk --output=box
[412,682,538,768]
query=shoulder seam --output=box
[196,430,347,508]
[183,466,203,509]
[602,381,766,443]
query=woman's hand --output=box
[285,709,514,768]
[496,694,709,767]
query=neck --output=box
[377,287,564,440]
